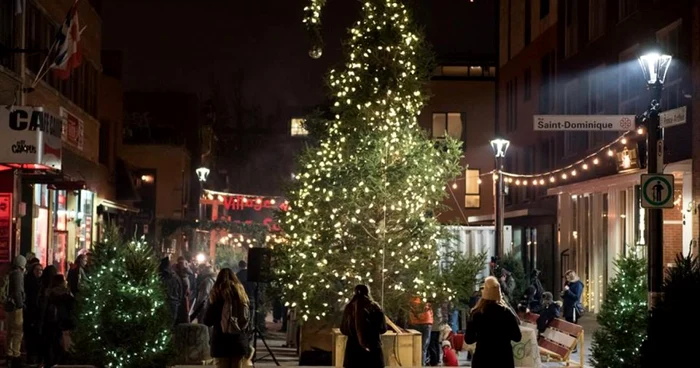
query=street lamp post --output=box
[490,138,510,257]
[638,48,672,310]
[196,166,210,222]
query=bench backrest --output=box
[526,313,583,359]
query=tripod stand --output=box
[251,282,280,366]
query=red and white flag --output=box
[50,1,82,80]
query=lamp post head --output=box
[490,138,510,158]
[196,167,210,182]
[638,47,672,86]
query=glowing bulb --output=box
[562,173,568,179]
[637,127,644,135]
[571,170,577,176]
[621,138,627,144]
[550,177,555,183]
[477,178,482,184]
[593,158,600,165]
[452,183,458,189]
[607,149,614,157]
[196,253,207,264]
[515,180,521,186]
[539,179,545,185]
[523,180,528,185]
[582,163,589,170]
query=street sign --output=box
[533,115,635,131]
[660,106,686,128]
[641,174,675,209]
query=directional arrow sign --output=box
[641,174,675,209]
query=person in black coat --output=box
[340,284,388,368]
[23,262,43,364]
[561,270,584,323]
[203,268,250,368]
[465,276,522,368]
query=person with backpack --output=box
[203,268,250,368]
[2,255,27,367]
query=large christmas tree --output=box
[277,0,462,322]
[590,254,647,368]
[71,230,173,368]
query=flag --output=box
[50,1,82,80]
[15,0,24,15]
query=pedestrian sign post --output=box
[641,174,674,209]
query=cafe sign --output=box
[0,106,62,170]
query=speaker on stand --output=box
[246,248,279,366]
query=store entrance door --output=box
[52,230,68,274]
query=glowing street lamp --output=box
[638,46,672,311]
[490,138,510,256]
[196,166,211,182]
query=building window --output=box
[564,79,589,153]
[589,0,607,41]
[506,78,518,133]
[524,68,532,101]
[525,0,532,46]
[619,45,641,115]
[291,118,308,136]
[588,66,612,147]
[465,169,480,209]
[540,0,550,19]
[539,52,554,113]
[618,0,639,22]
[432,113,463,140]
[565,0,579,57]
[657,19,683,110]
[0,0,18,71]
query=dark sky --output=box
[102,0,496,115]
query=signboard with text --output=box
[208,194,288,232]
[534,115,635,131]
[660,106,687,128]
[60,107,84,151]
[0,193,12,262]
[0,106,63,170]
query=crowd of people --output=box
[2,253,88,368]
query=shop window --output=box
[465,169,480,209]
[291,118,308,136]
[540,0,550,19]
[432,113,463,140]
[589,0,607,41]
[619,45,641,114]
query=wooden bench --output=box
[522,313,585,367]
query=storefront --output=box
[0,106,63,264]
[548,160,692,313]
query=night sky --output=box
[101,0,496,117]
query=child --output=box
[441,340,459,367]
[536,292,561,333]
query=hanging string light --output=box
[466,129,642,187]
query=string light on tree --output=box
[281,0,462,321]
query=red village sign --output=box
[205,193,288,232]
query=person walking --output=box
[67,254,88,294]
[561,270,584,324]
[340,284,387,368]
[3,255,26,367]
[204,268,250,368]
[465,276,522,368]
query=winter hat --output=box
[13,255,27,269]
[482,276,502,302]
[441,340,452,348]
